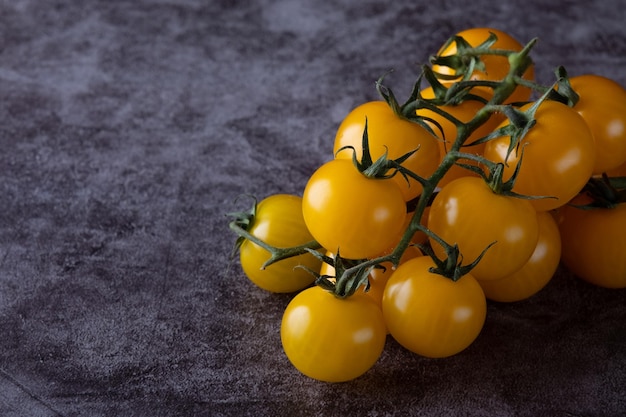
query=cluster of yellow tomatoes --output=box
[229,27,626,383]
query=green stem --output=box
[488,163,506,194]
[337,72,524,286]
[234,36,555,294]
[229,221,322,268]
[345,38,536,283]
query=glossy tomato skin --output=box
[382,256,486,358]
[334,101,441,201]
[483,100,596,212]
[239,194,320,293]
[416,86,500,187]
[477,211,561,302]
[558,196,626,289]
[431,27,535,104]
[569,74,626,174]
[302,158,407,260]
[281,286,387,382]
[427,176,539,281]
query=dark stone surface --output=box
[1,1,625,416]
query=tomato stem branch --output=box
[229,221,322,269]
[375,35,540,280]
[229,33,574,294]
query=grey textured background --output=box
[1,1,625,416]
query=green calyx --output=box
[550,66,580,106]
[336,118,427,187]
[309,250,376,299]
[429,32,537,88]
[422,65,492,106]
[428,32,500,80]
[419,233,495,282]
[578,174,626,209]
[514,66,580,107]
[375,70,442,136]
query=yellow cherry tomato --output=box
[302,159,407,259]
[382,256,486,358]
[239,194,320,293]
[558,194,626,289]
[281,286,387,382]
[334,101,440,201]
[427,176,539,281]
[483,100,596,212]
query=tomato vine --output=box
[228,32,580,297]
[226,27,626,381]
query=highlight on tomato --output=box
[382,256,486,358]
[482,99,596,212]
[280,286,387,382]
[234,194,321,293]
[568,74,626,174]
[431,27,535,104]
[477,210,561,302]
[302,158,407,260]
[558,192,626,289]
[427,176,539,281]
[333,100,441,201]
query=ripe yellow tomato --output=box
[239,194,320,293]
[281,286,387,382]
[558,194,626,289]
[427,176,539,281]
[302,159,407,259]
[334,101,441,201]
[382,256,486,358]
[483,100,596,212]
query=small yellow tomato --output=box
[281,286,387,382]
[382,256,486,358]
[302,159,407,260]
[239,194,320,293]
[483,100,596,212]
[334,101,441,201]
[427,176,539,281]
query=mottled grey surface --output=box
[1,1,625,416]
